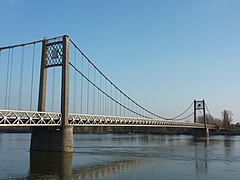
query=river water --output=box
[0,133,240,180]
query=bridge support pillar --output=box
[30,35,73,152]
[30,126,73,152]
[192,128,209,137]
[193,100,210,137]
[205,128,209,137]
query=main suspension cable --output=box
[70,39,170,120]
[69,62,149,118]
[171,112,194,121]
[169,101,194,120]
[205,102,217,126]
[0,35,63,51]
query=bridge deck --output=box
[0,109,215,129]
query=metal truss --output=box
[0,109,215,129]
[68,113,215,129]
[0,109,61,126]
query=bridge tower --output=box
[30,35,73,152]
[193,100,209,137]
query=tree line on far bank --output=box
[197,109,234,130]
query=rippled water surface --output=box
[0,133,240,179]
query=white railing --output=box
[0,109,215,129]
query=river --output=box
[0,133,239,179]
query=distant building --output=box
[235,122,240,128]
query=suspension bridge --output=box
[0,35,216,152]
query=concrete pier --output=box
[30,35,72,152]
[192,128,209,137]
[30,126,73,152]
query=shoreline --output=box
[1,126,240,135]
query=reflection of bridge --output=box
[26,137,212,179]
[71,159,150,180]
[28,151,152,180]
[0,35,215,152]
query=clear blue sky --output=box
[1,0,240,122]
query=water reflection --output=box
[72,160,149,179]
[29,151,72,179]
[28,151,149,180]
[192,137,209,175]
[1,134,240,179]
[224,136,234,153]
[223,136,235,164]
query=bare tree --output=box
[197,114,216,125]
[222,110,233,130]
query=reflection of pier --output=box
[28,151,150,179]
[192,137,209,175]
[29,151,73,179]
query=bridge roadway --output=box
[0,109,215,129]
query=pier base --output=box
[30,126,73,152]
[192,128,209,137]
